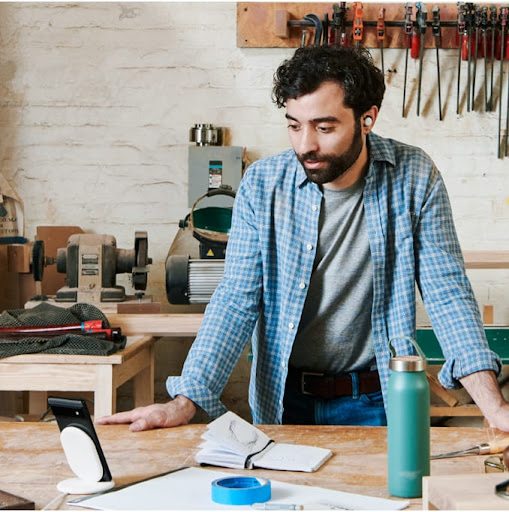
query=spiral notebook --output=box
[195,411,332,472]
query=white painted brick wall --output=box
[1,2,508,415]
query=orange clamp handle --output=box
[352,2,363,42]
[461,33,469,60]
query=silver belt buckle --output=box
[301,371,324,395]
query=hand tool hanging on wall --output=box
[402,3,414,117]
[301,29,308,47]
[303,14,322,46]
[489,5,498,111]
[481,6,489,111]
[432,6,443,120]
[506,21,509,158]
[471,6,481,110]
[464,3,474,112]
[322,13,330,46]
[332,2,348,46]
[300,28,308,48]
[416,3,428,117]
[457,3,466,114]
[377,7,386,74]
[352,2,364,47]
[499,6,507,159]
[410,7,420,60]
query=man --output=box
[98,46,509,432]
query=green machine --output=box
[165,124,243,305]
[165,188,234,305]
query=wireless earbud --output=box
[364,116,373,127]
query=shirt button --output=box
[288,322,295,329]
[306,243,313,251]
[281,361,286,368]
[312,204,318,211]
[299,282,306,289]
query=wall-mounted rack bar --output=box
[237,3,505,49]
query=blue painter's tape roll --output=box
[211,476,271,505]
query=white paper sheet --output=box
[70,467,409,510]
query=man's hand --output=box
[95,395,197,432]
[460,370,509,432]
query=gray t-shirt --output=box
[289,179,375,374]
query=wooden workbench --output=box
[0,422,505,510]
[0,335,155,418]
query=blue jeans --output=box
[282,374,387,426]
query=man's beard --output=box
[297,121,364,185]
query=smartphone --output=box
[48,396,113,482]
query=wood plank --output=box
[0,363,98,390]
[463,251,509,269]
[27,391,47,416]
[107,314,204,337]
[483,305,495,324]
[0,335,148,365]
[0,489,34,510]
[430,404,483,417]
[0,245,21,310]
[427,371,459,407]
[423,474,509,510]
[112,348,152,390]
[94,365,114,418]
[132,343,154,409]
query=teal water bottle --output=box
[387,337,430,498]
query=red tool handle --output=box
[461,33,469,60]
[0,320,105,335]
[411,28,420,58]
[494,33,507,60]
[377,7,385,41]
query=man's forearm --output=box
[173,394,197,423]
[459,370,507,427]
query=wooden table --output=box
[0,335,155,418]
[0,422,506,510]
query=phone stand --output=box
[57,426,115,494]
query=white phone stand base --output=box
[57,478,115,495]
[58,425,115,495]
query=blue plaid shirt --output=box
[167,132,501,424]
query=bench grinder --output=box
[55,231,151,303]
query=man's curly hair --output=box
[272,46,385,120]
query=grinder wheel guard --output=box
[132,232,149,290]
[188,187,236,247]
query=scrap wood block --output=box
[0,490,35,510]
[423,473,508,510]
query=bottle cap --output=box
[389,355,426,372]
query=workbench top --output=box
[0,422,501,510]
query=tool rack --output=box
[238,2,509,158]
[237,2,503,49]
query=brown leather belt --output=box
[287,367,381,399]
